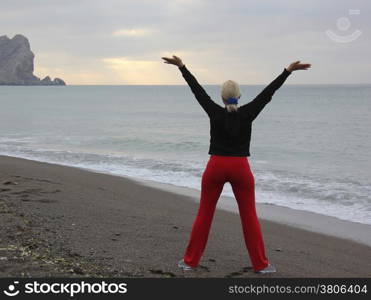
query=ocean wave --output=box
[1,144,370,225]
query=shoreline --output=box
[1,154,370,277]
[133,176,371,248]
[2,154,370,247]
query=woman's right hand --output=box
[286,61,311,72]
[161,55,184,67]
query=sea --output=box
[1,84,370,225]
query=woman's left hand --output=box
[161,55,184,67]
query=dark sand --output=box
[1,155,370,278]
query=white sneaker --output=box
[178,259,196,271]
[255,263,276,274]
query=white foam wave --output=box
[1,145,370,225]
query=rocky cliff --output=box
[0,34,66,85]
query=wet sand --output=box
[1,155,370,277]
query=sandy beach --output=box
[0,154,370,278]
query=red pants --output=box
[183,155,269,271]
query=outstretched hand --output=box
[161,55,184,67]
[286,61,311,72]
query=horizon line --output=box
[33,83,371,86]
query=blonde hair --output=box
[221,80,241,113]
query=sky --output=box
[1,0,370,85]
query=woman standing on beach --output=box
[161,55,311,274]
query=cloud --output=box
[1,0,370,84]
[102,57,157,69]
[102,57,180,84]
[112,28,153,37]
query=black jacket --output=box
[179,64,291,156]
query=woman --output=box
[161,55,311,274]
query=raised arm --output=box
[240,61,311,121]
[161,55,220,117]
